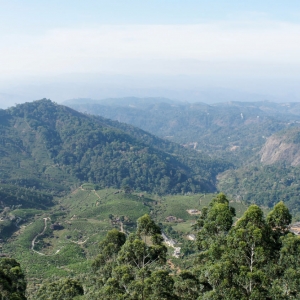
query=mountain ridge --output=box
[0,99,230,210]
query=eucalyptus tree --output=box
[36,278,84,300]
[0,258,27,300]
[91,214,172,300]
[193,195,299,300]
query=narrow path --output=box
[31,218,49,255]
[70,238,89,245]
[120,222,124,233]
[31,218,63,256]
[93,190,101,200]
[14,217,22,228]
[162,232,181,258]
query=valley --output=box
[2,185,251,297]
[0,98,300,298]
[65,97,300,217]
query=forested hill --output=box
[64,98,300,165]
[0,99,228,208]
[218,127,300,217]
[64,98,300,215]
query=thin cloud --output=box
[1,21,300,76]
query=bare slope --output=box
[261,128,300,166]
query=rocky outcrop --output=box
[260,130,300,166]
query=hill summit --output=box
[0,99,228,208]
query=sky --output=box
[0,1,300,106]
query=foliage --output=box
[0,99,229,208]
[65,98,300,166]
[193,194,300,299]
[36,278,84,300]
[218,164,300,216]
[4,97,300,298]
[89,215,173,299]
[0,258,27,300]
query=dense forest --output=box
[0,99,231,211]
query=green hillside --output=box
[2,99,300,299]
[65,98,300,165]
[66,98,300,215]
[0,99,230,212]
[218,127,300,218]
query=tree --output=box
[137,214,161,239]
[195,193,235,257]
[92,215,172,300]
[225,205,272,299]
[193,197,300,300]
[269,233,300,299]
[91,229,127,291]
[192,194,236,297]
[36,278,84,300]
[144,270,176,300]
[174,271,199,300]
[0,258,27,300]
[267,201,292,234]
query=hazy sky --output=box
[1,1,300,105]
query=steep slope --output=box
[90,114,231,182]
[218,127,300,216]
[218,164,300,217]
[0,99,228,209]
[260,128,300,166]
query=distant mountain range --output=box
[64,97,300,164]
[64,97,300,216]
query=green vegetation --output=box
[65,98,300,215]
[218,165,300,217]
[36,278,84,300]
[2,99,300,298]
[65,98,300,165]
[0,257,27,300]
[192,195,300,299]
[5,195,299,299]
[0,187,250,298]
[0,99,230,214]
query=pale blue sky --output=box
[1,0,300,31]
[0,1,300,105]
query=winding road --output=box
[31,218,49,255]
[31,217,62,256]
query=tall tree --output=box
[0,258,27,300]
[92,215,172,300]
[193,197,300,300]
[91,229,127,293]
[225,205,272,299]
[267,201,292,234]
[269,233,300,299]
[173,271,199,300]
[195,193,235,260]
[36,278,84,300]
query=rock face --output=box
[260,129,300,166]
